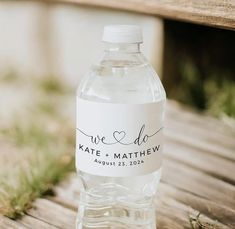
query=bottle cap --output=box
[102,25,143,43]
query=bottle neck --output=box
[104,42,141,53]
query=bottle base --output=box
[76,203,156,229]
[76,220,156,229]
[76,223,156,229]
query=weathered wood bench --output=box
[1,100,235,228]
[1,1,234,228]
[52,0,235,30]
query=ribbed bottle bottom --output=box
[76,201,156,229]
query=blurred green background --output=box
[163,20,235,120]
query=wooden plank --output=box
[159,182,235,227]
[27,198,76,229]
[165,105,235,154]
[155,199,194,229]
[156,195,229,229]
[156,214,186,229]
[50,174,80,211]
[165,139,235,185]
[0,216,28,229]
[50,0,235,30]
[18,214,58,229]
[166,100,235,136]
[162,159,235,210]
[165,121,235,161]
[165,100,235,162]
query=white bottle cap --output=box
[102,25,143,43]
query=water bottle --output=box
[76,25,166,229]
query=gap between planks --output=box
[159,182,235,228]
[18,214,59,229]
[26,199,76,229]
[164,139,235,186]
[162,158,235,211]
[165,111,235,158]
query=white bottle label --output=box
[76,98,164,177]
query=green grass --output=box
[0,151,73,219]
[36,98,58,115]
[37,76,70,95]
[206,80,235,119]
[163,21,235,121]
[1,120,54,148]
[0,70,19,83]
[0,75,75,219]
[0,114,74,218]
[175,58,235,120]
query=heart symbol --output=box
[113,131,126,143]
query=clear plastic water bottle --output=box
[76,25,166,229]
